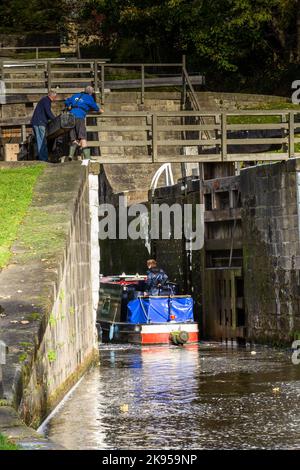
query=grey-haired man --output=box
[65,85,103,160]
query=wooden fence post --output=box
[152,113,157,162]
[141,64,145,105]
[101,64,105,105]
[289,111,295,158]
[47,61,52,91]
[94,60,99,94]
[221,112,227,161]
[181,55,186,109]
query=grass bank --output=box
[0,164,44,269]
[0,433,20,450]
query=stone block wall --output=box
[0,162,98,427]
[241,159,300,344]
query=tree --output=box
[0,0,64,32]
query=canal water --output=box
[45,343,300,450]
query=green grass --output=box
[7,51,62,60]
[105,69,158,81]
[229,101,300,125]
[0,433,20,450]
[0,165,44,269]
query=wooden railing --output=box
[0,56,204,104]
[0,46,62,59]
[86,110,300,163]
[0,59,109,95]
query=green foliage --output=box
[79,0,300,93]
[0,0,64,32]
[1,0,300,92]
[0,433,20,450]
[47,350,57,363]
[19,341,33,350]
[69,306,75,316]
[18,352,28,363]
[49,314,57,327]
[26,312,41,322]
[0,165,44,269]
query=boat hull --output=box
[98,321,199,345]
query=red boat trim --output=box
[141,331,199,344]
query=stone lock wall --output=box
[0,163,99,427]
[241,159,300,345]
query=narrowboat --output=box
[97,274,199,345]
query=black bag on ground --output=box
[47,111,76,139]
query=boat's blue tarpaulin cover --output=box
[127,297,194,324]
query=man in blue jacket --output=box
[65,85,103,160]
[30,89,57,161]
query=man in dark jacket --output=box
[30,89,57,161]
[65,85,103,160]
[145,259,168,296]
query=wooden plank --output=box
[226,138,287,145]
[47,61,52,90]
[88,157,153,164]
[4,88,47,93]
[89,140,151,147]
[51,78,93,83]
[227,110,294,115]
[205,239,242,251]
[155,154,222,162]
[46,88,87,93]
[87,112,151,117]
[94,60,99,93]
[157,139,220,145]
[101,63,105,105]
[50,68,93,73]
[226,153,289,161]
[158,124,220,131]
[0,118,30,125]
[4,78,46,83]
[86,125,151,131]
[3,68,46,74]
[141,64,145,104]
[205,208,241,222]
[104,62,182,67]
[104,75,204,89]
[152,113,157,162]
[221,112,227,161]
[227,123,289,130]
[156,111,220,117]
[289,112,295,157]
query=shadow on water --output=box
[45,343,300,450]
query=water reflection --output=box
[46,343,300,449]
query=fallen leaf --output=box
[10,320,19,324]
[20,321,30,325]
